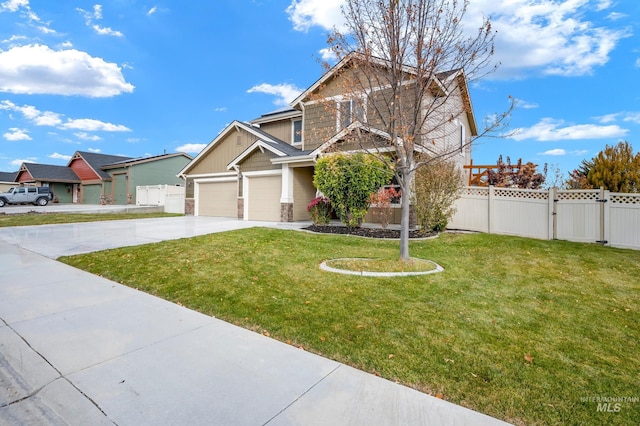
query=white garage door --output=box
[247,175,281,221]
[197,180,237,217]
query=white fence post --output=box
[603,189,610,246]
[548,187,556,240]
[488,185,494,234]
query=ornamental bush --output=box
[369,187,401,229]
[413,160,462,233]
[314,153,392,227]
[307,196,332,225]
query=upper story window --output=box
[337,98,365,131]
[292,119,302,144]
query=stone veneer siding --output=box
[237,198,244,219]
[185,198,195,216]
[281,203,293,222]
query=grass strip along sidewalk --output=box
[59,228,640,425]
[0,212,180,228]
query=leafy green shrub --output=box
[314,153,392,227]
[307,196,332,225]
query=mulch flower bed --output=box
[304,225,435,239]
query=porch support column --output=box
[280,163,294,222]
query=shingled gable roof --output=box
[250,107,301,125]
[69,151,133,180]
[290,52,478,136]
[101,152,192,169]
[18,163,80,183]
[0,171,16,182]
[179,120,312,177]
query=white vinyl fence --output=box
[136,185,185,214]
[449,186,640,250]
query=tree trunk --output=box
[399,169,414,261]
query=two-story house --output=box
[179,53,477,222]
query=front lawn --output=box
[59,229,640,425]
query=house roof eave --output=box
[226,140,289,170]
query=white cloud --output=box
[176,143,206,154]
[77,5,124,37]
[594,111,640,125]
[510,118,628,141]
[0,44,134,97]
[595,113,619,123]
[10,157,35,166]
[540,149,566,156]
[87,147,101,153]
[0,0,29,13]
[48,152,71,161]
[623,113,640,124]
[1,100,131,133]
[318,47,336,62]
[37,25,57,35]
[0,100,63,125]
[286,0,346,32]
[466,0,630,78]
[3,127,30,140]
[286,0,630,78]
[606,12,626,21]
[539,148,590,156]
[2,35,28,45]
[247,83,303,106]
[213,107,227,112]
[92,25,123,37]
[61,118,130,132]
[74,132,102,141]
[515,98,539,109]
[93,4,103,19]
[148,6,157,15]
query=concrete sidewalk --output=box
[0,217,510,425]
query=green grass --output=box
[59,229,640,425]
[0,212,181,227]
[325,257,438,273]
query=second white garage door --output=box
[246,175,281,221]
[197,180,237,217]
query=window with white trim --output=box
[337,98,365,130]
[292,119,302,144]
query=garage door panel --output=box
[247,175,281,221]
[198,181,237,217]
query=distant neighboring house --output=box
[179,52,477,222]
[68,151,134,204]
[0,151,191,205]
[100,153,192,204]
[0,171,17,192]
[14,163,81,203]
[67,151,192,204]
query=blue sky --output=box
[0,0,638,183]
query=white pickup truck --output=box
[0,187,54,207]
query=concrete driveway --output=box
[0,216,510,425]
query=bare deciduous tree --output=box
[318,0,513,260]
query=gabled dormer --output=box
[250,107,303,147]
